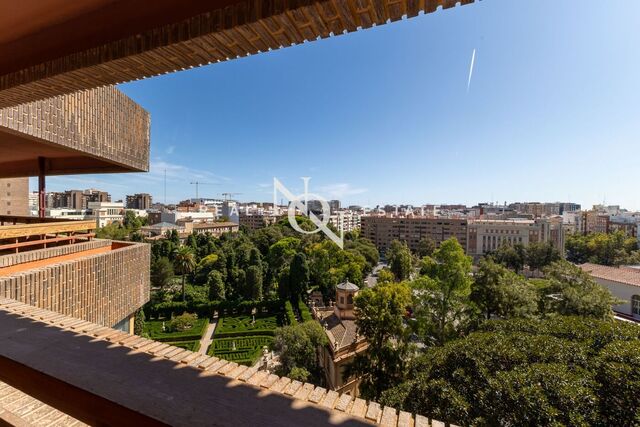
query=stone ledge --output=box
[0,298,454,427]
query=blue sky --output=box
[41,1,640,210]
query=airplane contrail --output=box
[467,48,476,92]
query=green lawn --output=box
[144,317,208,342]
[166,340,201,352]
[215,314,280,337]
[208,336,274,366]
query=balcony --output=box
[0,299,446,427]
[0,216,149,329]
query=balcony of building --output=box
[0,298,449,427]
[0,216,150,330]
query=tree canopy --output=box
[380,316,640,427]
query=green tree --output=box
[273,321,328,379]
[380,316,640,427]
[347,281,412,400]
[134,308,145,336]
[123,210,142,230]
[566,231,638,266]
[490,243,526,273]
[173,246,196,302]
[471,258,538,320]
[150,257,174,290]
[376,268,395,285]
[541,260,621,319]
[245,265,263,301]
[415,238,472,345]
[288,253,310,300]
[386,240,413,281]
[416,236,437,258]
[526,241,561,272]
[206,270,225,301]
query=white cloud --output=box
[165,145,176,155]
[317,183,368,199]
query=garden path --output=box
[198,313,218,355]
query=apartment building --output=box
[360,216,468,254]
[0,177,29,216]
[47,188,111,210]
[328,210,362,234]
[467,218,564,258]
[239,212,283,230]
[581,210,611,234]
[126,193,152,210]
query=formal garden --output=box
[208,311,283,366]
[144,313,208,353]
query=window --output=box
[340,297,344,304]
[347,295,353,304]
[632,295,640,317]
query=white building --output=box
[87,202,124,228]
[45,208,89,221]
[328,210,361,234]
[467,218,564,258]
[579,263,640,320]
[160,211,216,224]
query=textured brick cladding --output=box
[0,242,150,327]
[0,178,29,216]
[0,86,149,172]
[0,240,110,268]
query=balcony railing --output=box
[0,215,96,254]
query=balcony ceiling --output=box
[0,0,477,108]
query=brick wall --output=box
[0,86,149,173]
[0,240,110,268]
[0,178,28,216]
[0,242,150,327]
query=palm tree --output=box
[173,246,196,302]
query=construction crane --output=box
[221,192,242,201]
[189,181,217,200]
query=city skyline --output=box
[31,0,640,209]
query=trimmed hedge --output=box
[144,318,208,342]
[166,340,201,352]
[215,314,280,338]
[145,299,284,320]
[285,300,297,325]
[298,298,313,322]
[208,336,274,366]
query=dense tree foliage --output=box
[415,238,473,345]
[147,217,378,307]
[471,258,538,320]
[415,236,437,258]
[490,241,560,273]
[386,240,413,281]
[273,321,328,381]
[538,260,621,319]
[380,317,640,427]
[566,231,640,266]
[347,281,412,400]
[150,257,174,290]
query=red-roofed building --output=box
[579,263,640,319]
